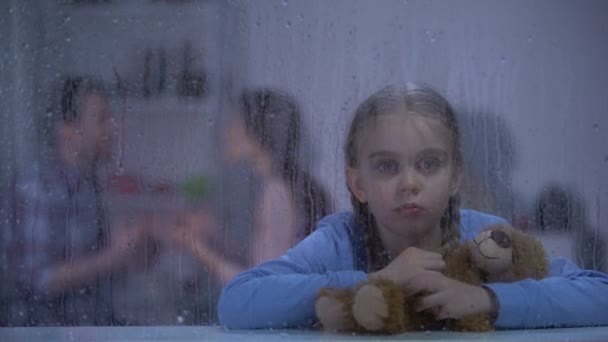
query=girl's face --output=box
[347,113,462,243]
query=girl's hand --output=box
[368,247,446,290]
[410,272,493,319]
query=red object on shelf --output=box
[108,173,174,195]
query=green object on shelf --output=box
[181,175,211,202]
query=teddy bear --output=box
[315,224,548,334]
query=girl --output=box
[161,88,332,285]
[217,83,608,330]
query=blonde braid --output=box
[350,194,390,272]
[439,195,462,255]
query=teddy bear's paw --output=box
[315,295,352,331]
[353,284,388,331]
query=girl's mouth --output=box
[397,204,423,217]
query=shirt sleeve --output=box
[459,209,510,241]
[486,257,608,328]
[217,217,368,329]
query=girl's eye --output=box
[376,160,398,174]
[418,158,441,172]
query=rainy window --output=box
[1,0,607,338]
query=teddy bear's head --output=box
[469,224,548,282]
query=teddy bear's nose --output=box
[490,230,511,248]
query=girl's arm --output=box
[217,213,368,329]
[486,257,608,328]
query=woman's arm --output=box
[177,179,297,285]
[486,257,608,328]
[156,209,246,285]
[186,240,244,285]
[218,214,368,329]
[251,179,297,265]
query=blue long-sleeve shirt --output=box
[218,210,608,329]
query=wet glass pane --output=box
[1,0,606,338]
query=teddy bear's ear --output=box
[510,230,548,280]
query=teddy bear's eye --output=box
[490,230,511,248]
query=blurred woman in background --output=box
[160,87,332,285]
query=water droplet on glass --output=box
[425,30,436,43]
[65,37,72,43]
[285,20,292,28]
[593,123,599,132]
[500,56,507,64]
[282,0,288,6]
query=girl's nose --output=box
[400,169,421,195]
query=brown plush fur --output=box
[315,224,548,334]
